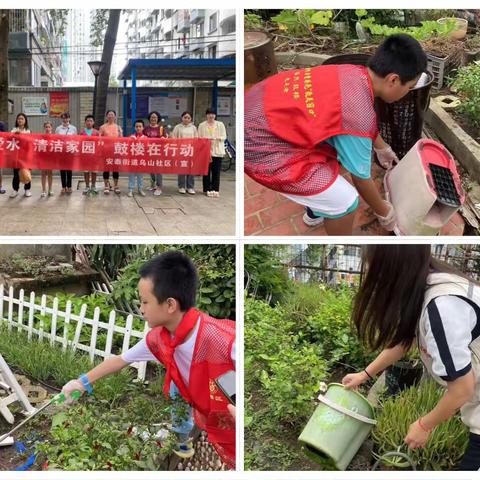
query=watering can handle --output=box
[317,394,377,425]
[372,451,417,470]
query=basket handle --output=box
[317,394,377,425]
[372,450,417,471]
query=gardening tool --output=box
[298,383,377,470]
[0,391,81,446]
[384,139,465,236]
[0,354,37,425]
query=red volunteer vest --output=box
[146,311,236,468]
[244,64,378,195]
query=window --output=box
[208,44,216,58]
[208,12,217,33]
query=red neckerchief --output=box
[160,307,199,403]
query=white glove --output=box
[61,379,85,405]
[375,201,397,231]
[374,146,399,169]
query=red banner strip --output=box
[0,132,212,174]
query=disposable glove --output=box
[375,201,396,231]
[374,145,399,169]
[61,379,85,405]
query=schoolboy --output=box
[244,34,427,235]
[80,115,100,195]
[61,251,236,468]
[128,119,146,197]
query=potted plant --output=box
[437,17,468,40]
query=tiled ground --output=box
[245,163,465,236]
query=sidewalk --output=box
[245,163,465,236]
[0,173,235,236]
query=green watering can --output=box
[298,383,376,470]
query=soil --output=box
[0,256,88,278]
[420,38,465,58]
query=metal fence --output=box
[276,244,480,286]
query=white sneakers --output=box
[187,188,195,195]
[178,187,186,194]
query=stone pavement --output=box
[245,163,465,236]
[0,172,235,236]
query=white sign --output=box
[22,97,49,116]
[148,95,188,118]
[217,97,231,116]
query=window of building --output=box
[208,44,217,58]
[208,12,217,33]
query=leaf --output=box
[52,412,68,428]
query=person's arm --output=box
[342,344,409,389]
[374,134,389,150]
[86,355,129,384]
[217,122,227,142]
[405,370,475,448]
[351,176,390,217]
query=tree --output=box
[0,11,8,127]
[90,10,121,128]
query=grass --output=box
[0,323,135,404]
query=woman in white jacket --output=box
[198,108,226,198]
[342,245,480,470]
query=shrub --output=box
[303,287,370,370]
[454,63,480,128]
[372,380,469,470]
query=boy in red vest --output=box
[61,251,236,468]
[245,34,427,235]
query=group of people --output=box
[0,108,227,199]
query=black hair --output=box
[61,111,71,119]
[205,108,216,116]
[139,251,198,311]
[15,113,28,129]
[352,245,477,352]
[0,121,5,132]
[368,34,427,84]
[181,111,192,118]
[148,111,161,121]
[134,118,144,126]
[106,109,116,117]
[84,114,95,122]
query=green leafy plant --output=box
[372,381,469,470]
[244,13,263,31]
[271,9,333,35]
[454,63,480,128]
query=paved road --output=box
[0,172,236,237]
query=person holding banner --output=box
[198,109,227,198]
[55,112,77,194]
[41,121,54,197]
[10,113,32,198]
[172,111,198,195]
[128,119,147,198]
[80,115,100,195]
[99,110,123,195]
[144,111,168,196]
[0,121,5,194]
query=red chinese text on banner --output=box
[0,133,212,175]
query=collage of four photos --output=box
[0,6,480,478]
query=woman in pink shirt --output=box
[143,111,167,196]
[99,110,123,194]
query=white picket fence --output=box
[0,285,149,380]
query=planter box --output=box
[426,98,480,183]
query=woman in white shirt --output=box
[198,109,227,198]
[172,111,198,195]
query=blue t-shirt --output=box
[325,134,373,180]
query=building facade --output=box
[8,10,63,87]
[125,9,235,60]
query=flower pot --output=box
[244,31,277,90]
[385,361,423,397]
[437,17,468,40]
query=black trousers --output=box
[60,170,72,189]
[202,156,222,192]
[12,169,31,191]
[103,171,119,181]
[458,432,480,470]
